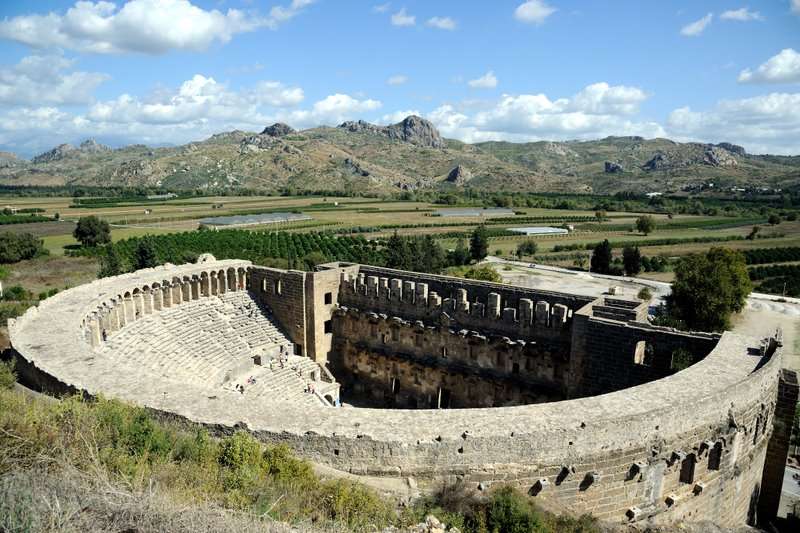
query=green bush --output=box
[487,486,545,533]
[637,287,653,301]
[0,232,47,264]
[0,359,15,389]
[1,285,32,301]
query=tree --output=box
[594,210,607,222]
[516,240,538,259]
[590,239,613,274]
[98,245,125,278]
[449,239,470,266]
[73,215,111,247]
[302,251,328,271]
[622,245,642,276]
[635,215,656,235]
[667,247,752,331]
[746,226,760,241]
[462,266,502,283]
[133,237,158,270]
[469,225,489,262]
[768,214,781,226]
[0,232,46,264]
[385,231,411,270]
[637,287,653,301]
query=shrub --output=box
[1,285,33,301]
[635,215,656,235]
[487,486,544,533]
[637,287,653,301]
[0,359,15,389]
[462,266,502,283]
[0,232,47,264]
[516,240,538,259]
[590,240,612,274]
[671,348,694,371]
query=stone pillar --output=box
[502,307,517,322]
[191,278,200,300]
[88,317,102,347]
[133,292,144,320]
[218,274,226,295]
[390,278,402,301]
[403,280,416,303]
[367,276,379,297]
[201,275,211,297]
[535,301,550,327]
[210,274,218,296]
[123,296,134,323]
[357,273,366,294]
[519,299,533,326]
[163,285,172,308]
[758,369,800,523]
[143,290,153,315]
[429,292,442,308]
[415,283,428,306]
[173,283,183,304]
[379,277,390,299]
[108,305,120,331]
[472,301,485,317]
[153,288,163,311]
[487,292,501,318]
[552,304,568,327]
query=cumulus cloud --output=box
[514,1,556,25]
[423,82,663,144]
[286,94,381,127]
[391,8,415,26]
[386,75,408,86]
[426,17,456,30]
[373,3,391,14]
[378,109,421,124]
[0,0,314,54]
[0,54,108,105]
[720,7,763,21]
[738,49,800,84]
[793,0,800,14]
[667,92,800,154]
[680,13,713,36]
[468,71,498,89]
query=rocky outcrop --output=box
[642,153,669,171]
[239,134,278,154]
[339,115,445,149]
[604,161,624,173]
[261,123,295,137]
[113,159,165,186]
[384,115,445,148]
[703,146,738,168]
[446,165,472,185]
[32,144,77,164]
[343,157,370,177]
[79,139,110,153]
[715,142,746,157]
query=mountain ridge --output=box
[1,116,798,194]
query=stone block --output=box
[487,292,501,318]
[415,283,428,306]
[519,298,533,326]
[535,301,550,326]
[552,303,568,327]
[367,276,379,297]
[390,278,402,301]
[502,307,516,322]
[403,280,416,303]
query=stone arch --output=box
[190,275,200,300]
[142,285,153,315]
[210,271,218,295]
[123,291,134,323]
[217,269,227,294]
[200,271,210,297]
[237,267,247,290]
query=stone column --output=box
[152,288,163,311]
[487,292,501,318]
[535,301,550,327]
[163,285,172,308]
[552,304,568,327]
[201,275,211,297]
[429,292,442,308]
[390,278,402,301]
[403,280,416,303]
[143,290,153,315]
[191,278,200,300]
[415,283,428,306]
[379,277,390,299]
[367,276,379,297]
[88,317,102,347]
[502,307,517,322]
[519,299,533,326]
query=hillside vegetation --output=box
[2,116,798,195]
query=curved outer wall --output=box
[6,260,792,526]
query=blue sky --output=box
[0,0,799,157]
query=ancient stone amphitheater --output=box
[8,256,798,528]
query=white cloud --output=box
[680,13,713,36]
[424,82,663,145]
[0,54,109,106]
[667,92,800,154]
[373,3,391,14]
[386,75,408,86]
[793,0,800,14]
[378,110,421,124]
[0,0,314,54]
[739,49,800,84]
[426,16,456,30]
[391,8,415,27]
[286,94,381,127]
[720,7,763,21]
[468,71,498,89]
[514,1,556,25]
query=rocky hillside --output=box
[1,116,798,194]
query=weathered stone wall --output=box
[331,308,565,408]
[7,259,793,527]
[303,264,358,364]
[571,312,721,397]
[248,267,307,355]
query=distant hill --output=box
[1,116,798,194]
